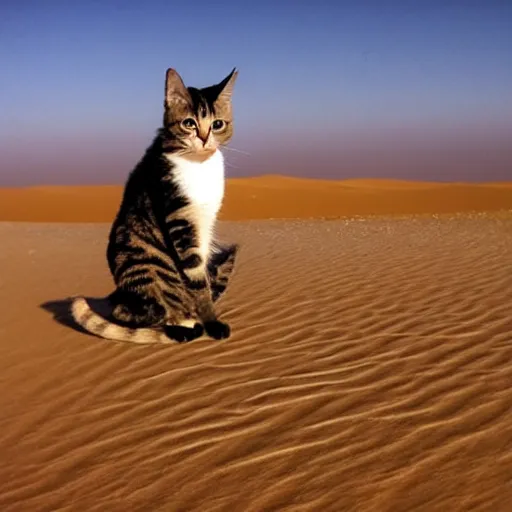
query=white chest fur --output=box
[166,150,225,259]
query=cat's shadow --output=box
[40,296,113,335]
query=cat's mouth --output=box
[181,148,216,162]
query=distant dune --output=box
[0,176,511,222]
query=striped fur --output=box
[70,68,239,343]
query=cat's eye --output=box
[211,119,226,132]
[181,118,197,130]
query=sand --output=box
[1,177,512,222]
[1,210,512,511]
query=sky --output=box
[1,0,511,186]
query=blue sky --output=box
[1,0,511,185]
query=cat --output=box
[70,67,239,343]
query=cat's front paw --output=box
[164,323,204,343]
[204,320,231,340]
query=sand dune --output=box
[1,213,512,510]
[0,177,511,222]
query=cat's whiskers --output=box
[222,145,251,156]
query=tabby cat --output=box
[71,67,239,343]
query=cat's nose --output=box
[197,128,210,144]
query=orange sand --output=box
[1,212,512,510]
[0,176,511,222]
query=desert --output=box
[0,178,511,510]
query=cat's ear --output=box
[213,68,238,105]
[165,68,190,107]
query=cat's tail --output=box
[70,296,172,344]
